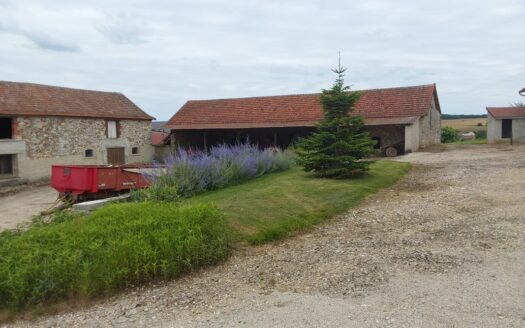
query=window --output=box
[107,121,118,138]
[502,119,512,139]
[0,117,13,139]
[131,147,139,155]
[85,149,94,157]
[0,155,13,175]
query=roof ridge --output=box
[0,80,121,95]
[185,83,436,103]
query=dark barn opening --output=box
[0,117,13,139]
[0,155,13,175]
[501,119,512,139]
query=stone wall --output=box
[419,96,441,147]
[366,125,405,151]
[7,116,153,181]
[16,117,106,159]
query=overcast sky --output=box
[0,0,524,120]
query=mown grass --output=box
[188,160,410,243]
[0,203,230,311]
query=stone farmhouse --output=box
[486,106,525,144]
[165,84,442,155]
[0,81,154,183]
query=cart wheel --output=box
[385,147,398,157]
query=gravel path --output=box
[0,186,57,231]
[5,145,525,327]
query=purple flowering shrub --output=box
[133,143,294,200]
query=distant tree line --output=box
[441,114,487,120]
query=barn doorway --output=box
[501,119,512,139]
[107,147,125,165]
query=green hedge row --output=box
[0,203,230,310]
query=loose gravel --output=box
[4,144,525,327]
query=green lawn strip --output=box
[187,160,411,244]
[0,203,230,311]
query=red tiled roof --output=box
[151,130,170,146]
[0,81,154,120]
[486,107,525,119]
[166,84,439,130]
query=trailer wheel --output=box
[385,147,398,157]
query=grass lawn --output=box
[188,160,411,244]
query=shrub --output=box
[475,130,487,139]
[441,126,460,143]
[138,143,295,200]
[0,203,230,310]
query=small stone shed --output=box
[486,107,525,144]
[165,84,442,154]
[0,81,154,183]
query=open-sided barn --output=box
[165,84,441,155]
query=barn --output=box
[165,84,442,155]
[486,107,525,144]
[0,81,154,184]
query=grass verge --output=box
[188,160,410,244]
[0,203,230,311]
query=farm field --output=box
[442,118,487,132]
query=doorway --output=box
[0,155,13,177]
[107,147,125,166]
[501,119,512,139]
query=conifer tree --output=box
[296,60,375,178]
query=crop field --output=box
[442,118,487,132]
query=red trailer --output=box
[51,164,157,201]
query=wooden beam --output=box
[170,133,176,155]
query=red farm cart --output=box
[51,164,161,201]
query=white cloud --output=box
[0,0,523,119]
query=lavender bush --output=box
[132,143,294,201]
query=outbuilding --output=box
[486,107,525,144]
[165,84,442,155]
[0,81,154,184]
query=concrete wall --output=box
[512,119,525,144]
[487,114,501,144]
[404,120,420,153]
[154,145,172,162]
[0,116,153,181]
[419,97,441,147]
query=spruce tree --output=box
[296,61,375,178]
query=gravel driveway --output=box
[0,186,57,231]
[5,145,525,327]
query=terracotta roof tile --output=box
[151,131,170,145]
[0,81,154,120]
[166,84,438,129]
[486,107,525,119]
